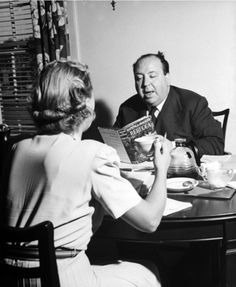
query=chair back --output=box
[0,221,60,287]
[0,124,11,143]
[212,108,230,140]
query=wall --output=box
[67,0,236,154]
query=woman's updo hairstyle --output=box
[29,60,93,134]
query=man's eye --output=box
[150,73,157,78]
[135,76,143,81]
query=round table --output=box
[95,192,236,287]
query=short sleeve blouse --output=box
[90,143,142,219]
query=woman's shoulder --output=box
[83,140,119,164]
[81,139,119,159]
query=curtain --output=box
[0,0,71,135]
[30,0,70,71]
[0,0,37,134]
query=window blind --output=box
[0,0,37,135]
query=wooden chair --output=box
[212,108,230,140]
[0,221,60,287]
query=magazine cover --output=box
[98,116,156,164]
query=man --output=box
[114,52,224,160]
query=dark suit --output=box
[114,85,224,158]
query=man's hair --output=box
[29,59,93,134]
[133,51,169,75]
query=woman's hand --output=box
[153,138,171,174]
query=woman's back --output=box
[6,133,102,250]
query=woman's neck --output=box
[70,131,82,141]
[67,125,83,141]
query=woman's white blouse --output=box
[6,133,141,251]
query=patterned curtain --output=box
[30,0,70,71]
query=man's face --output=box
[82,96,96,132]
[134,56,170,107]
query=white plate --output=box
[167,177,198,193]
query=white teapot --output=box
[168,138,198,178]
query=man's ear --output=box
[165,73,171,85]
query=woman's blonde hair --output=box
[29,60,93,134]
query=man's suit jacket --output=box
[114,86,224,158]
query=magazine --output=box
[98,116,156,164]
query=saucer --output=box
[167,177,198,193]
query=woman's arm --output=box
[121,140,171,233]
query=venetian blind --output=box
[0,0,37,135]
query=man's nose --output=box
[142,75,151,87]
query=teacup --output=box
[134,134,160,156]
[198,167,234,188]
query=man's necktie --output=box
[149,107,159,125]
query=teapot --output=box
[168,138,198,178]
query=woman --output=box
[1,60,171,287]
